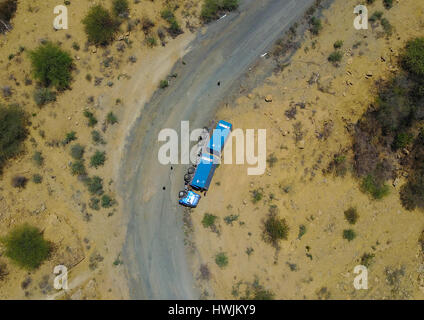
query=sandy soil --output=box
[190,0,424,299]
[0,0,200,299]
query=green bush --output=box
[160,80,169,89]
[1,224,51,270]
[381,18,393,36]
[263,207,289,246]
[266,153,278,168]
[160,8,182,37]
[106,112,118,125]
[112,0,129,18]
[200,0,239,22]
[82,5,118,45]
[392,132,413,150]
[90,150,106,168]
[224,214,239,225]
[248,279,275,300]
[85,176,104,195]
[383,0,393,9]
[202,213,217,228]
[146,36,157,48]
[71,160,86,176]
[32,174,42,184]
[361,252,375,267]
[70,144,85,160]
[32,151,44,167]
[101,194,114,208]
[168,20,182,37]
[328,51,343,64]
[29,42,73,90]
[344,207,359,225]
[361,174,390,199]
[62,131,77,145]
[0,105,28,173]
[91,130,106,145]
[309,17,322,36]
[33,88,56,106]
[401,37,424,79]
[343,229,356,241]
[251,189,263,203]
[369,11,383,22]
[215,252,228,268]
[298,224,307,239]
[83,110,98,127]
[89,197,100,210]
[72,42,80,51]
[160,8,175,23]
[400,174,424,211]
[333,40,343,49]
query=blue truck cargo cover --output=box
[208,120,233,155]
[190,153,218,191]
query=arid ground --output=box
[189,0,424,300]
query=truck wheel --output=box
[188,167,195,174]
[179,191,187,199]
[184,174,192,182]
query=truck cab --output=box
[178,190,201,208]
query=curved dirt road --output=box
[120,0,314,299]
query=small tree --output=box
[344,207,359,225]
[83,110,98,127]
[106,112,118,125]
[62,131,77,145]
[90,150,106,168]
[112,0,129,18]
[70,144,85,160]
[401,37,424,79]
[32,174,43,184]
[333,40,343,49]
[85,176,104,195]
[1,224,51,270]
[82,5,118,45]
[263,206,289,247]
[343,229,356,241]
[200,0,239,23]
[101,194,114,208]
[29,42,73,90]
[215,252,228,268]
[71,160,86,176]
[0,105,28,173]
[309,17,322,35]
[383,0,393,9]
[32,151,44,167]
[202,213,217,228]
[328,51,343,64]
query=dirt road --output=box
[120,0,315,299]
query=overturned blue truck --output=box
[179,120,233,208]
